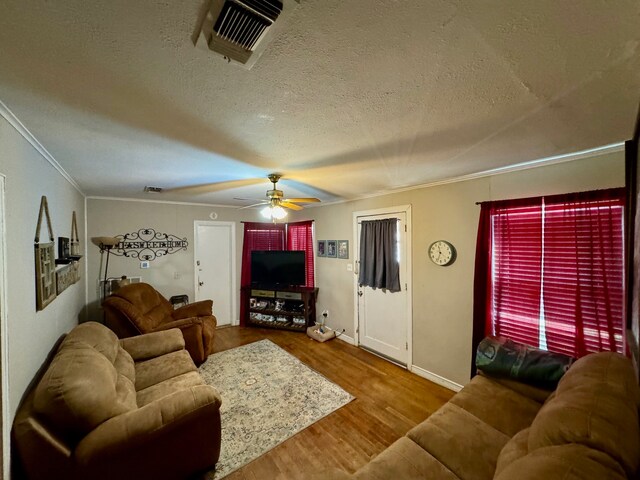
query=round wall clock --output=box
[429,240,456,266]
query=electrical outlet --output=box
[347,263,353,271]
[174,271,181,280]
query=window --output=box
[473,188,625,358]
[240,221,315,325]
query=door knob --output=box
[199,281,204,286]
[358,290,363,297]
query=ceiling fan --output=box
[237,173,320,220]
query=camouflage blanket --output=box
[476,335,574,388]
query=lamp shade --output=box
[91,236,120,248]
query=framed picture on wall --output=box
[337,240,349,259]
[317,240,326,257]
[327,240,337,258]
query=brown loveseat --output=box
[322,352,639,479]
[103,282,217,365]
[13,322,222,480]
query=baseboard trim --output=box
[336,333,355,345]
[411,365,463,392]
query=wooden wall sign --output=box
[34,196,56,310]
[56,261,79,295]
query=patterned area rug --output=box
[198,339,354,478]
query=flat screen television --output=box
[251,250,306,288]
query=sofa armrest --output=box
[478,371,553,403]
[153,317,204,331]
[172,300,213,320]
[119,329,185,361]
[74,385,222,479]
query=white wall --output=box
[295,150,625,387]
[0,112,86,421]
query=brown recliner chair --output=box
[103,282,216,366]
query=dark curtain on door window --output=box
[358,218,401,292]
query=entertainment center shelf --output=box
[243,286,319,332]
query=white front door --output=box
[355,206,411,366]
[194,221,236,326]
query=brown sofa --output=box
[103,282,217,365]
[322,352,640,479]
[13,322,222,480]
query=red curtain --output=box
[472,188,625,364]
[286,220,315,288]
[543,189,625,357]
[239,222,286,326]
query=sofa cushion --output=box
[449,375,542,437]
[136,371,205,407]
[494,428,529,477]
[134,349,197,391]
[528,352,640,476]
[494,444,627,480]
[353,437,459,480]
[114,346,135,382]
[62,322,119,362]
[407,402,509,480]
[34,342,134,442]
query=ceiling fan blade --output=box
[163,178,264,195]
[282,197,321,203]
[280,202,304,211]
[238,202,268,210]
[233,197,265,202]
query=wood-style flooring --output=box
[212,326,454,479]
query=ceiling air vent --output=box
[204,0,283,65]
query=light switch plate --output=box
[140,261,150,269]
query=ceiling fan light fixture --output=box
[261,204,287,220]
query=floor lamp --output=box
[91,236,120,303]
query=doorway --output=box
[0,174,8,477]
[353,205,412,367]
[194,221,237,326]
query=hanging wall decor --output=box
[34,196,57,310]
[70,211,81,257]
[109,228,188,261]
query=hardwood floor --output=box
[212,326,454,479]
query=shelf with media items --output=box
[244,286,319,332]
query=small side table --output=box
[170,294,189,309]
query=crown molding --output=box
[0,99,84,195]
[86,195,237,208]
[317,142,626,208]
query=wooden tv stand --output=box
[243,286,319,332]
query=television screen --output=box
[251,250,306,288]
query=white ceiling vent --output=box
[200,0,289,69]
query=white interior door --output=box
[194,221,236,326]
[355,207,411,366]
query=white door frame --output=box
[193,221,238,326]
[352,204,413,371]
[0,174,9,476]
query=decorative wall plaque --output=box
[56,261,79,295]
[34,196,56,310]
[110,228,188,261]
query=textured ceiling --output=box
[0,0,638,206]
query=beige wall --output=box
[0,115,86,420]
[85,199,258,322]
[294,151,625,387]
